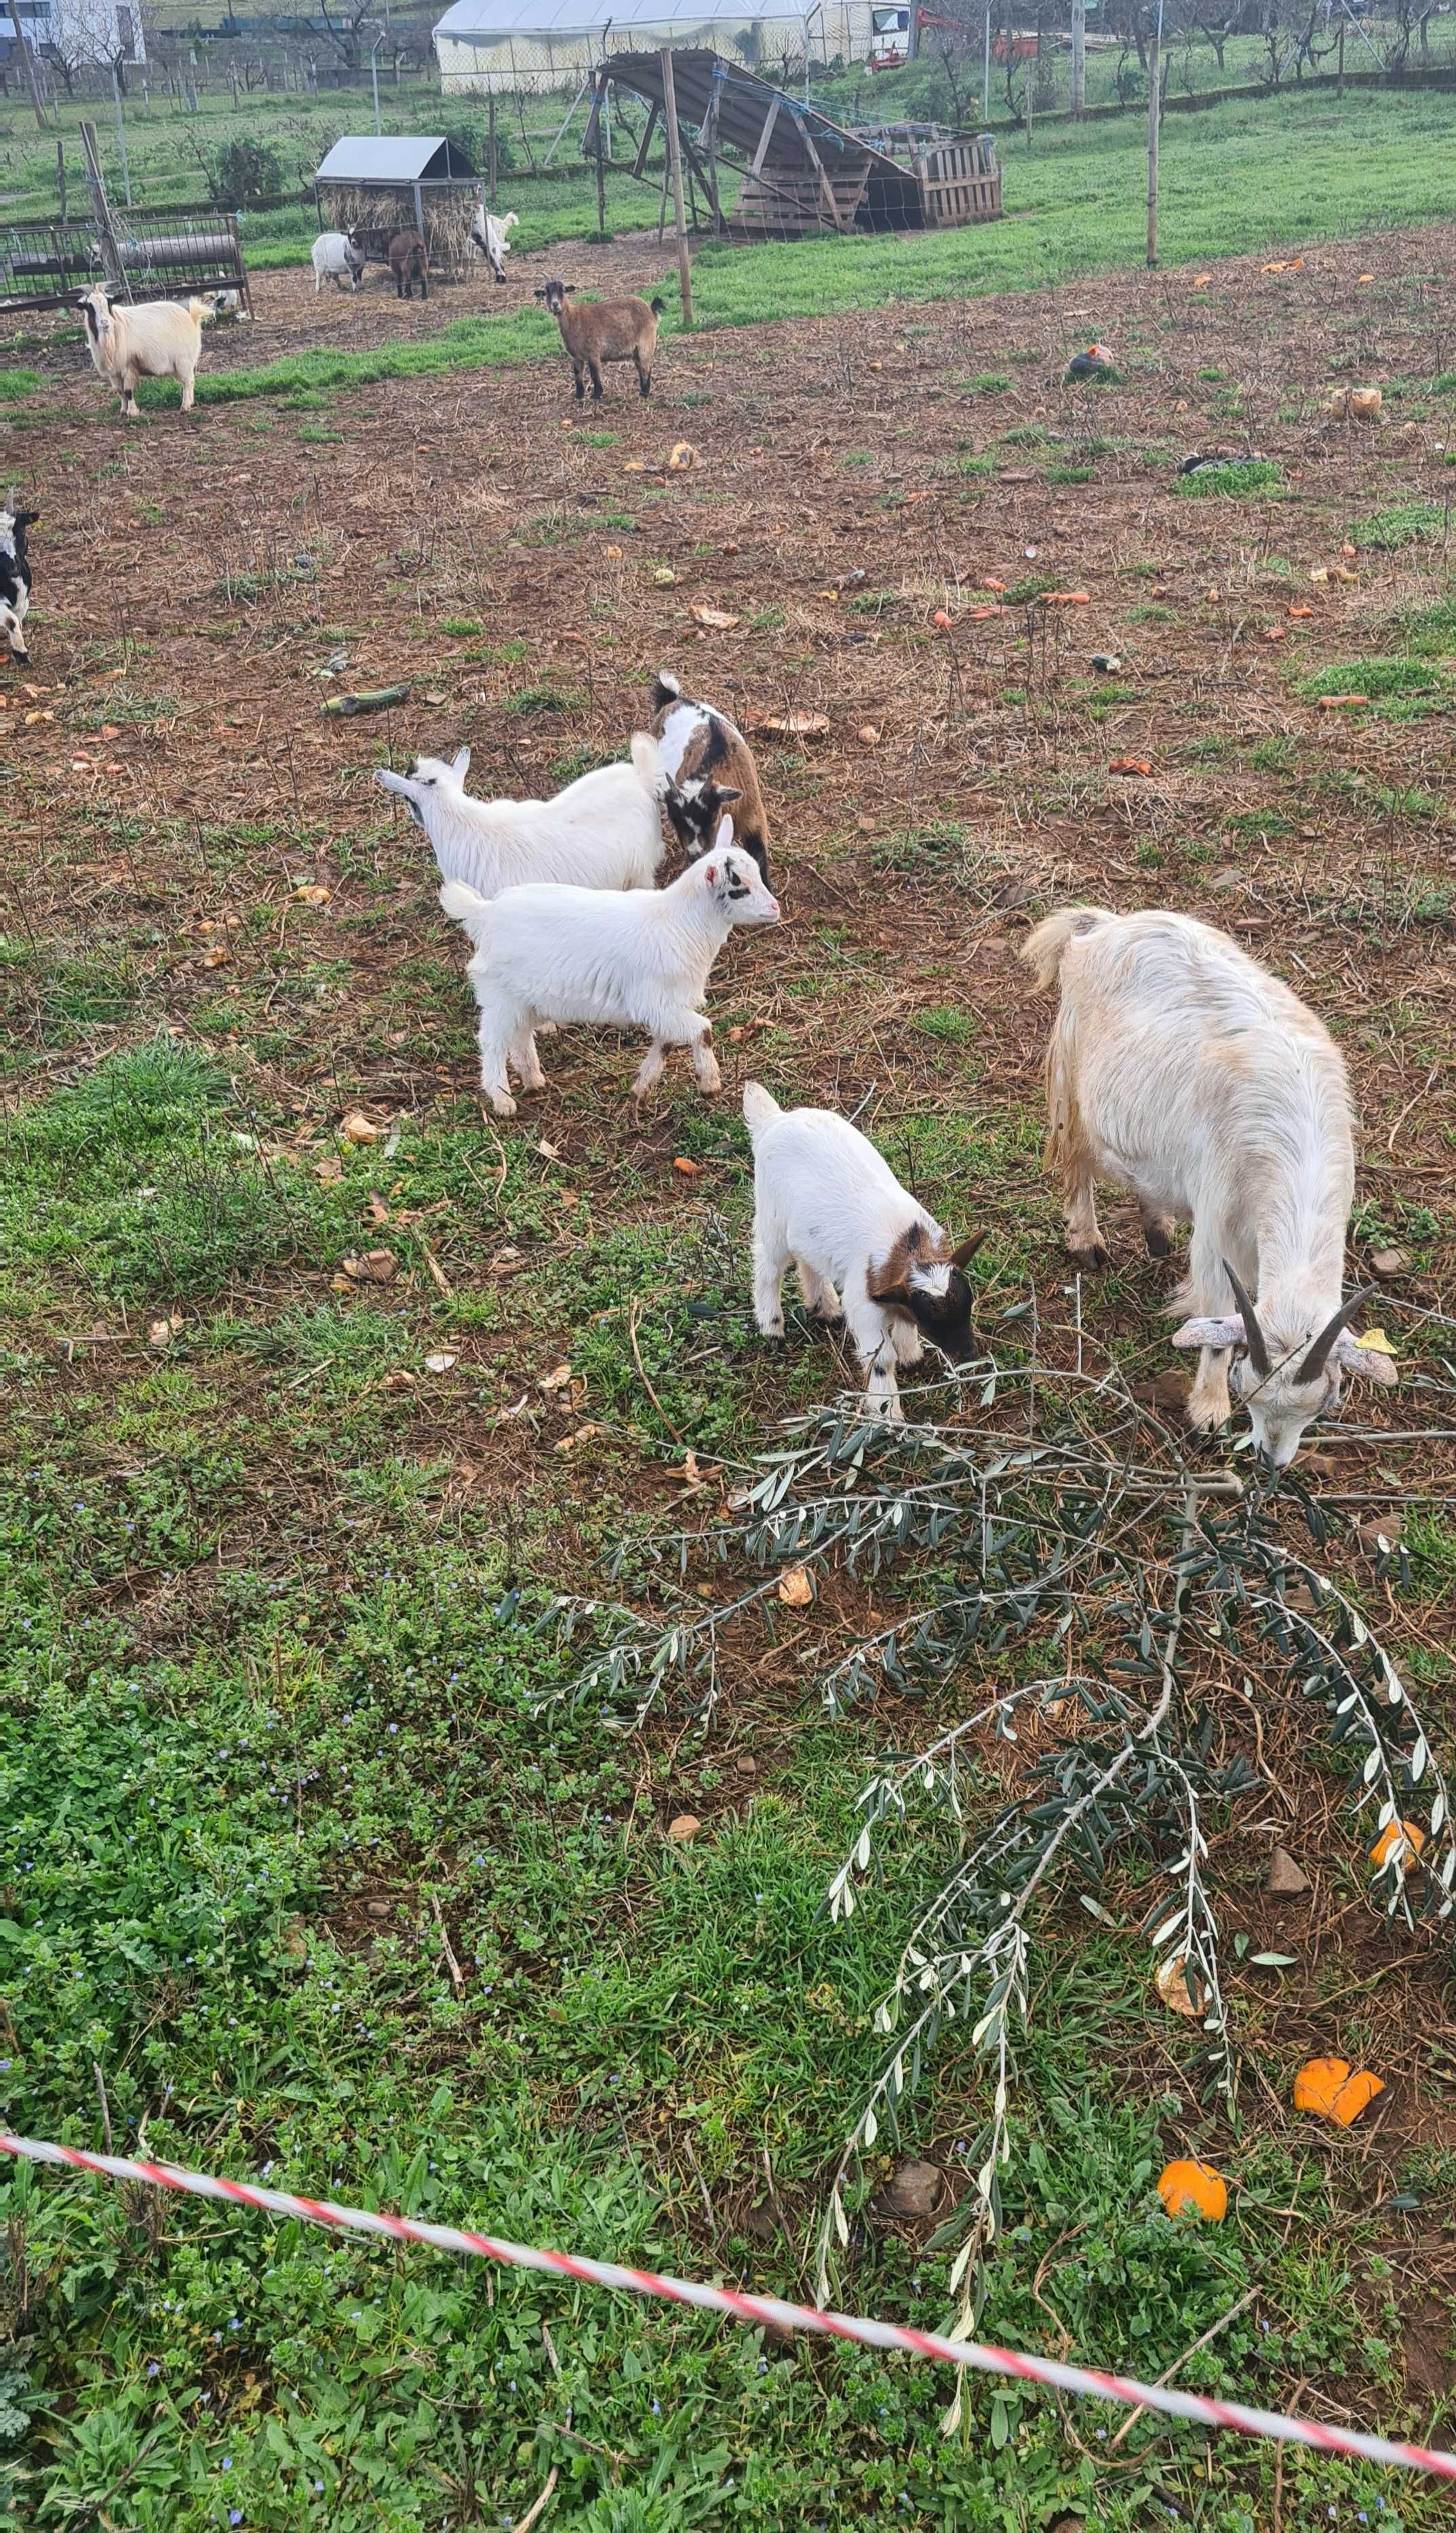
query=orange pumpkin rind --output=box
[1292,2056,1385,2127]
[1156,2159,1227,2221]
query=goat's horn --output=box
[1295,1286,1377,1386]
[1221,1259,1270,1377]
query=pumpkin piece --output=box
[1157,2159,1227,2220]
[1292,2056,1385,2127]
[1369,1818,1424,1876]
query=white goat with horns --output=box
[1021,905,1397,1469]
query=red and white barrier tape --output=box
[4,2127,1453,2481]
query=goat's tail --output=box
[500,211,519,235]
[1019,905,1114,992]
[629,729,667,800]
[185,297,208,326]
[650,669,682,716]
[650,296,667,317]
[742,1081,782,1147]
[439,879,493,945]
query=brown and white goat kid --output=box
[1021,905,1396,1468]
[650,672,772,881]
[745,1084,985,1419]
[535,278,663,400]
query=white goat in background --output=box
[80,286,205,420]
[375,735,671,898]
[1021,905,1396,1468]
[471,205,519,284]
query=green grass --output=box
[0,368,41,403]
[1350,500,1448,550]
[54,85,1455,415]
[1173,460,1284,500]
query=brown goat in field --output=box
[389,231,429,301]
[534,277,664,400]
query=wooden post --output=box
[1070,0,1084,115]
[1337,19,1345,92]
[56,137,67,222]
[7,0,47,130]
[1146,8,1162,266]
[488,94,498,203]
[80,119,125,294]
[594,70,608,240]
[659,46,692,330]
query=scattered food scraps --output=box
[1369,1818,1424,1875]
[690,604,739,631]
[1109,756,1153,776]
[342,1112,381,1144]
[1293,2058,1385,2127]
[777,1565,814,1608]
[1156,2161,1227,2221]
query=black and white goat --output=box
[650,672,772,881]
[0,500,37,663]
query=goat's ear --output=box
[1336,1333,1399,1388]
[712,810,735,853]
[950,1230,987,1270]
[451,745,471,780]
[707,784,743,811]
[1170,1314,1245,1352]
[701,861,717,886]
[533,286,548,301]
[562,281,577,294]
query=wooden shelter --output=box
[312,134,481,278]
[589,49,1000,237]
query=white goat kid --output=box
[744,1085,984,1418]
[80,286,205,420]
[376,734,671,897]
[1021,905,1396,1468]
[312,231,364,294]
[471,205,519,284]
[439,828,779,1116]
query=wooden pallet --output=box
[915,139,1002,230]
[735,158,871,235]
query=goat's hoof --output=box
[757,1318,785,1341]
[1143,1221,1174,1260]
[1067,1241,1111,1271]
[810,1307,845,1333]
[487,1094,517,1119]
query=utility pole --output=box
[659,45,692,330]
[983,0,991,123]
[1071,0,1085,115]
[7,0,47,130]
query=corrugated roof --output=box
[435,0,807,41]
[313,135,475,182]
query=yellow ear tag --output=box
[1358,1328,1397,1357]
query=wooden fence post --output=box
[659,46,692,331]
[488,93,498,204]
[594,70,608,240]
[1145,10,1162,266]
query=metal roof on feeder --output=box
[313,136,479,185]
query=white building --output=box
[433,0,886,96]
[4,0,145,79]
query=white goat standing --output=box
[745,1085,985,1418]
[471,205,519,284]
[438,828,779,1116]
[375,734,671,897]
[1021,905,1397,1468]
[312,231,364,294]
[80,286,205,420]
